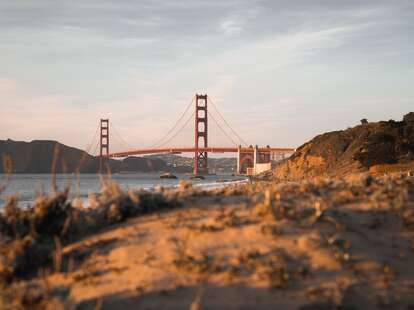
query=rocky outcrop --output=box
[274,113,414,180]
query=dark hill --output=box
[274,112,414,180]
[0,139,176,173]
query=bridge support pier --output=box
[237,145,273,175]
[237,146,254,175]
[194,94,208,175]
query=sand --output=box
[4,113,414,309]
[2,174,414,309]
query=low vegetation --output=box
[0,172,413,308]
[274,112,414,180]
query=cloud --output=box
[220,19,244,36]
[0,1,413,150]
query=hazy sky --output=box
[0,0,413,153]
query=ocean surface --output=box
[0,173,247,208]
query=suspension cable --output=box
[90,137,100,157]
[208,97,248,146]
[149,95,195,148]
[110,122,132,150]
[76,121,100,172]
[157,110,195,148]
[208,111,238,146]
[84,122,100,154]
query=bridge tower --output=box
[99,119,109,172]
[194,94,208,175]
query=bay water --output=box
[0,173,247,208]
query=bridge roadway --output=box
[107,147,295,158]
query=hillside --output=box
[0,139,174,174]
[145,154,237,173]
[274,113,414,180]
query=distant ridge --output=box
[0,139,190,173]
[274,112,414,180]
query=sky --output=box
[0,0,413,154]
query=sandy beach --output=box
[2,173,414,309]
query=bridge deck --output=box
[107,147,295,158]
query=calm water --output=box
[0,173,247,208]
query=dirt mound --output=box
[274,113,414,180]
[0,182,181,285]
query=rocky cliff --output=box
[274,112,414,180]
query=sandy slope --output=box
[26,175,414,309]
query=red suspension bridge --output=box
[86,94,295,175]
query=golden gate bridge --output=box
[85,94,295,175]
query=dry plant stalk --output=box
[94,297,103,310]
[53,236,63,273]
[0,154,12,195]
[105,161,112,177]
[189,287,204,310]
[61,158,73,192]
[51,143,60,193]
[76,167,81,198]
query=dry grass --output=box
[1,172,414,308]
[0,170,184,308]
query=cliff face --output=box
[274,113,414,180]
[0,139,171,173]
